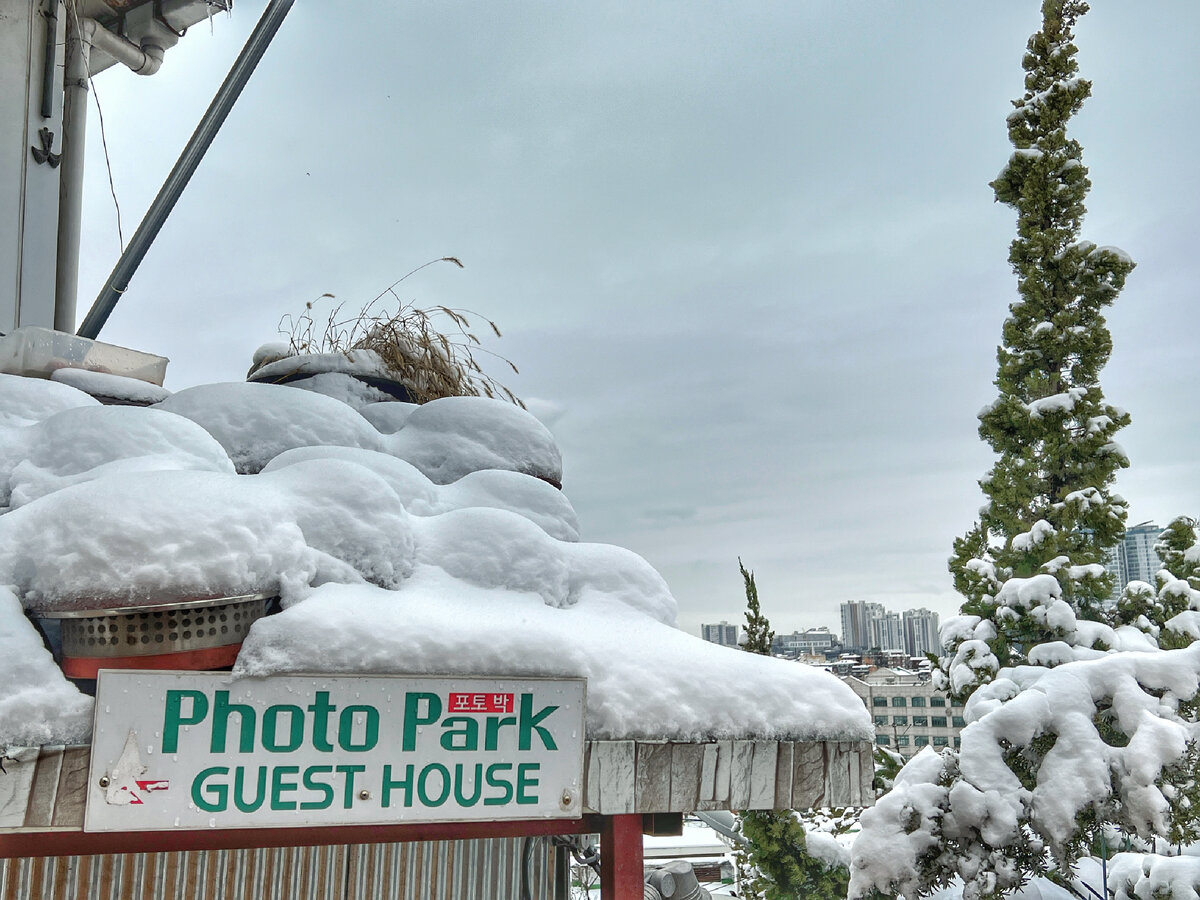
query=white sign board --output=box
[84,671,586,832]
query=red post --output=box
[600,814,644,899]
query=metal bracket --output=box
[31,127,60,167]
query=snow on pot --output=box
[247,349,417,406]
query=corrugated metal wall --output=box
[0,838,566,900]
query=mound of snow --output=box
[0,374,871,749]
[236,576,872,742]
[359,400,418,433]
[442,469,578,541]
[3,461,416,611]
[1108,852,1200,900]
[265,446,578,540]
[50,368,171,404]
[0,372,98,428]
[803,829,850,871]
[1,405,234,509]
[263,445,438,508]
[0,586,92,747]
[282,373,395,409]
[389,395,563,488]
[250,349,390,382]
[156,382,384,473]
[250,341,292,369]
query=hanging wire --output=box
[90,78,124,250]
[62,0,125,252]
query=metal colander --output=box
[46,593,271,660]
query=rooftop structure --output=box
[772,627,835,657]
[2,0,236,336]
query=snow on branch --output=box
[1108,852,1200,900]
[850,645,1200,900]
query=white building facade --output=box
[841,669,965,758]
[774,627,835,657]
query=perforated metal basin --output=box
[40,593,272,678]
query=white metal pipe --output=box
[54,16,166,332]
[52,15,90,333]
[81,18,165,77]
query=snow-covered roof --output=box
[0,370,871,747]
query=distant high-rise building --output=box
[701,621,739,648]
[902,608,940,657]
[1102,543,1126,589]
[1124,522,1164,586]
[841,601,884,651]
[871,611,903,652]
[1103,522,1164,597]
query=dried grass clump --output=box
[277,258,523,407]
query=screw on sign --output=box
[102,732,171,805]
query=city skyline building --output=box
[871,611,903,653]
[700,603,942,657]
[840,600,884,651]
[1102,521,1164,598]
[902,608,941,657]
[700,621,739,648]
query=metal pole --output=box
[77,0,296,340]
[600,814,644,900]
[54,10,90,333]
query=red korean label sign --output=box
[447,693,514,713]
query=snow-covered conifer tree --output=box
[1156,516,1200,591]
[739,558,774,655]
[1113,517,1200,644]
[1150,516,1200,649]
[735,561,849,900]
[849,6,1200,898]
[941,0,1136,701]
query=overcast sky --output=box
[73,2,1200,638]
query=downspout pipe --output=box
[78,0,296,340]
[40,0,59,120]
[54,17,165,333]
